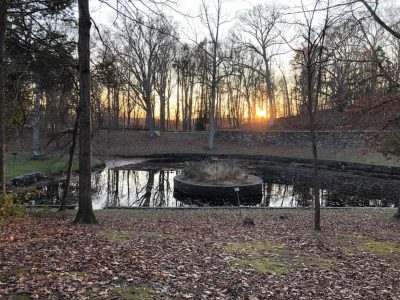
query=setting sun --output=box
[256,107,268,119]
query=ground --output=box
[1,209,400,299]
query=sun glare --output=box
[256,107,267,119]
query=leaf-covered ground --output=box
[1,208,400,299]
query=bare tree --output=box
[200,0,229,149]
[115,12,173,137]
[237,4,284,121]
[155,33,176,131]
[293,0,333,230]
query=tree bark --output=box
[264,61,275,120]
[74,0,96,224]
[146,103,155,137]
[307,64,321,231]
[208,47,218,150]
[309,113,321,230]
[0,1,7,194]
[160,92,166,131]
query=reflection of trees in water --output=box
[103,169,178,207]
[292,182,313,207]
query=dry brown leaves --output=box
[1,208,400,299]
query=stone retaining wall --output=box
[215,131,393,148]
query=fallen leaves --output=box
[0,209,400,299]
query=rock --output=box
[12,172,45,186]
[243,217,255,227]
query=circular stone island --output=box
[173,174,263,206]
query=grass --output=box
[112,286,154,300]
[225,240,335,275]
[0,267,28,282]
[328,234,400,257]
[5,153,103,180]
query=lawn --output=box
[1,208,400,299]
[5,153,104,180]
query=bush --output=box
[381,132,400,158]
[0,193,26,219]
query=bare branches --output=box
[358,0,400,39]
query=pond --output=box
[31,158,400,209]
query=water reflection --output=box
[30,162,398,209]
[89,169,183,209]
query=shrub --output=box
[381,132,400,158]
[0,193,26,219]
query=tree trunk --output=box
[146,104,155,137]
[265,61,275,120]
[60,112,78,212]
[309,113,321,230]
[74,0,96,224]
[160,93,166,131]
[0,2,6,194]
[32,85,42,157]
[307,62,321,231]
[175,73,180,130]
[208,48,218,150]
[114,86,119,129]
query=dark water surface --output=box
[31,159,399,209]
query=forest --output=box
[3,0,400,138]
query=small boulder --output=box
[243,217,255,227]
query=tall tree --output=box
[200,0,227,149]
[115,12,174,137]
[74,0,96,224]
[237,4,283,121]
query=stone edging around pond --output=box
[122,153,400,179]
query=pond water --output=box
[31,159,399,209]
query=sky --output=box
[90,0,270,40]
